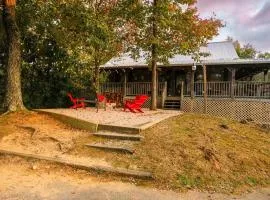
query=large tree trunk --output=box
[94,65,100,94]
[2,0,25,112]
[151,46,157,110]
[151,0,157,110]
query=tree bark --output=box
[151,0,157,110]
[94,65,100,94]
[2,1,25,112]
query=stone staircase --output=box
[87,130,143,154]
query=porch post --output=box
[228,68,236,99]
[186,71,191,96]
[264,69,269,82]
[190,68,195,99]
[123,70,127,97]
[203,65,207,114]
[180,81,184,111]
[161,81,167,109]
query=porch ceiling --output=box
[101,59,270,70]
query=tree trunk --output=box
[93,61,100,112]
[151,0,157,110]
[2,1,25,112]
[94,65,100,94]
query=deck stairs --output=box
[164,99,181,110]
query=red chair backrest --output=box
[97,94,105,102]
[134,95,148,106]
[67,93,76,104]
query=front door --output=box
[160,70,186,97]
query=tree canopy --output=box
[0,0,222,110]
[118,0,222,63]
[227,37,257,59]
[258,52,270,59]
[116,0,221,109]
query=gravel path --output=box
[39,108,181,129]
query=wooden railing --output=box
[101,81,270,99]
[100,82,123,94]
[100,82,166,96]
[234,82,270,98]
[192,81,270,98]
[194,82,231,97]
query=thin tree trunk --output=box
[151,0,157,110]
[93,55,100,112]
[2,0,25,112]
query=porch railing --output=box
[234,82,270,98]
[100,82,166,96]
[101,81,270,99]
[100,82,123,94]
[191,81,270,98]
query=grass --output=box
[1,111,269,194]
[107,113,270,193]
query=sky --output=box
[196,0,270,52]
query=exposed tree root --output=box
[0,111,13,117]
[16,125,39,138]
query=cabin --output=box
[100,41,270,124]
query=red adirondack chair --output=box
[124,95,148,113]
[67,93,86,109]
[96,94,107,111]
[97,94,106,103]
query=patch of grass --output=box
[108,113,270,194]
[246,177,258,186]
[176,174,202,188]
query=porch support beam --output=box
[228,67,236,99]
[190,68,195,99]
[123,70,127,97]
[264,69,269,82]
[203,65,207,114]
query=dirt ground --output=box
[0,156,269,200]
[0,111,110,166]
[0,111,269,197]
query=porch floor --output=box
[37,108,181,131]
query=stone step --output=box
[93,132,143,141]
[85,143,135,154]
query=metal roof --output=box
[102,41,254,69]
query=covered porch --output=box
[100,61,270,109]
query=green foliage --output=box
[116,0,222,63]
[227,37,257,59]
[0,0,101,108]
[0,0,222,109]
[33,0,123,93]
[258,52,270,59]
[236,44,257,59]
[177,174,202,188]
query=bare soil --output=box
[0,111,109,166]
[1,156,270,200]
[0,111,269,195]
